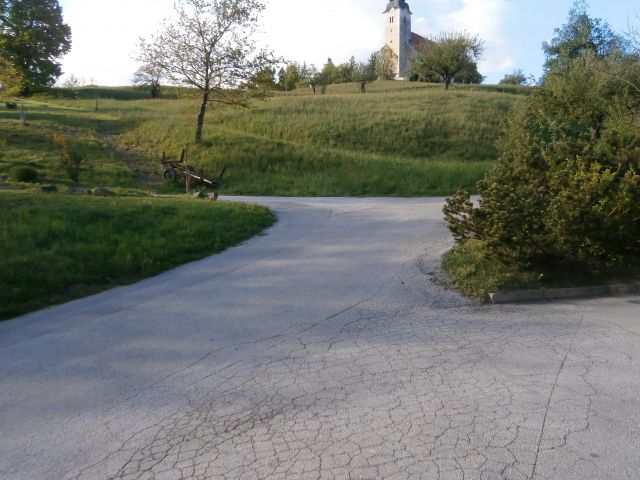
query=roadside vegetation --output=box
[0,191,274,320]
[442,2,640,300]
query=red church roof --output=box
[410,32,429,48]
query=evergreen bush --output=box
[8,166,38,183]
[444,51,640,270]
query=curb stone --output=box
[489,282,640,304]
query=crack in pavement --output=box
[530,316,583,480]
[1,198,638,480]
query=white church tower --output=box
[383,0,412,78]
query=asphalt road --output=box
[0,197,638,480]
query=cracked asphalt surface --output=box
[1,197,639,480]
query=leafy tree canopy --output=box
[542,0,623,73]
[375,45,397,80]
[498,69,529,86]
[411,32,484,90]
[0,0,71,95]
[351,54,377,93]
[137,0,276,143]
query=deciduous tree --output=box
[137,0,275,144]
[337,56,357,84]
[0,0,71,95]
[411,32,484,90]
[132,62,164,98]
[0,45,22,95]
[542,0,623,73]
[302,64,321,94]
[321,58,338,84]
[281,63,300,91]
[498,69,528,86]
[351,54,376,93]
[375,45,397,80]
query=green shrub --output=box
[8,166,38,183]
[52,134,83,183]
[444,51,640,270]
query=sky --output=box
[58,0,639,86]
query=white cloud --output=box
[259,0,381,67]
[60,0,173,85]
[413,0,514,75]
[58,0,513,85]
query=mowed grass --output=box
[0,191,275,320]
[1,81,524,195]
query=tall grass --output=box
[1,81,524,195]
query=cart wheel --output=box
[163,169,176,181]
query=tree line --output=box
[249,33,485,94]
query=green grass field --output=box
[0,191,275,320]
[1,81,525,196]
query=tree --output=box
[351,54,376,93]
[248,66,276,91]
[337,56,357,83]
[132,62,164,98]
[411,32,484,90]
[542,0,623,73]
[302,64,322,94]
[498,69,528,86]
[137,0,275,144]
[453,64,484,84]
[0,0,71,96]
[626,14,640,55]
[444,51,640,269]
[321,58,339,84]
[280,63,300,91]
[375,45,397,80]
[0,46,22,95]
[61,74,81,88]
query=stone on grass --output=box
[93,188,114,196]
[67,187,88,195]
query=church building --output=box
[383,0,427,79]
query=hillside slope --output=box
[1,82,525,195]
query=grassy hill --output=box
[0,81,526,196]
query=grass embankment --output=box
[0,191,275,320]
[1,82,523,196]
[442,240,640,301]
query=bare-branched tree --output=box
[351,54,377,93]
[132,62,164,99]
[137,0,276,143]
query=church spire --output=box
[383,0,412,14]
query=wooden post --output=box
[184,148,191,194]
